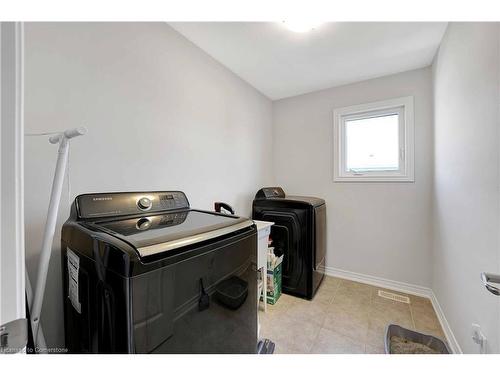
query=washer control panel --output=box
[255,187,286,199]
[137,197,152,211]
[76,191,190,219]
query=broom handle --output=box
[30,127,86,343]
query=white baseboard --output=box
[323,266,462,354]
[324,266,432,298]
[429,290,462,354]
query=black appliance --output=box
[61,191,257,353]
[252,187,326,300]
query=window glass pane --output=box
[345,114,399,172]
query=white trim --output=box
[323,266,462,353]
[333,96,415,182]
[15,21,25,323]
[0,22,25,327]
[429,290,462,354]
[324,266,431,297]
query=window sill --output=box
[333,175,415,182]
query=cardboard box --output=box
[266,257,283,305]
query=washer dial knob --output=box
[137,197,152,210]
[136,217,152,230]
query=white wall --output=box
[432,23,500,353]
[23,22,273,348]
[272,68,434,287]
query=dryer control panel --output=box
[255,187,286,199]
[76,191,190,219]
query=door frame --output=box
[0,22,25,326]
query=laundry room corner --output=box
[272,67,434,289]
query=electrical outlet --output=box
[471,323,487,353]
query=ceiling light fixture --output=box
[281,20,323,33]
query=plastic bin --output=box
[384,324,450,354]
[215,276,248,310]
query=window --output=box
[333,96,414,182]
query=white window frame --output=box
[333,96,414,182]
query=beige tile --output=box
[260,295,293,326]
[269,293,298,309]
[407,296,447,341]
[323,302,370,341]
[310,327,364,354]
[412,307,446,340]
[264,293,298,319]
[261,278,447,356]
[274,343,304,354]
[335,280,372,298]
[259,311,276,334]
[332,290,371,314]
[372,298,413,314]
[365,342,386,354]
[411,303,440,324]
[371,296,406,310]
[411,305,437,319]
[285,298,330,326]
[333,294,372,314]
[322,276,342,291]
[338,279,374,295]
[335,282,373,304]
[410,295,433,310]
[312,283,337,305]
[365,326,386,351]
[259,314,321,353]
[371,298,413,320]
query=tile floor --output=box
[259,276,447,354]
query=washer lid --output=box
[92,210,254,257]
[284,195,325,207]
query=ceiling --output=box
[170,22,448,100]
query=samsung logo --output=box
[93,197,112,201]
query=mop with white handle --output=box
[30,127,87,345]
